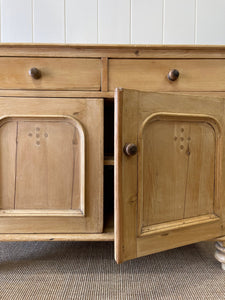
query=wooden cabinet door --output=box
[115,89,225,263]
[0,97,103,233]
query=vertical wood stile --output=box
[101,57,108,92]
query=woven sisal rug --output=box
[0,241,224,299]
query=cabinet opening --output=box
[104,165,114,232]
[103,98,114,232]
[104,99,114,159]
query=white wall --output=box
[1,0,225,44]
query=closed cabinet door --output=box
[0,97,103,233]
[115,89,225,263]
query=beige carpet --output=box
[0,241,224,299]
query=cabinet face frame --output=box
[114,88,225,263]
[0,97,103,234]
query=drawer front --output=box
[0,57,101,91]
[109,59,225,92]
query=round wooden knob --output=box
[124,143,138,156]
[168,69,179,81]
[29,67,42,80]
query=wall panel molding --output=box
[0,0,224,44]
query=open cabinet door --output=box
[115,88,225,263]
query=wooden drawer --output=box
[0,57,101,91]
[109,59,225,92]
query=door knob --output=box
[29,67,42,80]
[123,143,138,156]
[168,69,179,81]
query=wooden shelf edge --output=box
[0,231,114,242]
[104,156,114,166]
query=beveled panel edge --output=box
[0,209,84,217]
[139,112,222,138]
[0,114,85,216]
[137,112,222,236]
[140,214,219,237]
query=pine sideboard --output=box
[1,44,225,267]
